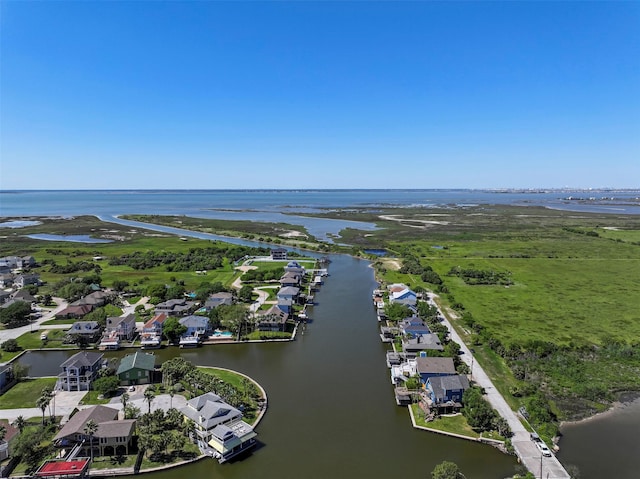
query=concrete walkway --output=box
[428,293,570,479]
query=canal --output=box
[21,253,518,479]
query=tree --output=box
[0,425,6,443]
[92,376,120,397]
[431,461,463,479]
[36,395,49,425]
[238,285,254,303]
[121,392,130,410]
[143,387,156,414]
[84,419,99,461]
[13,415,26,434]
[162,317,187,344]
[124,404,141,420]
[1,338,19,352]
[112,280,130,292]
[0,301,31,328]
[168,385,175,409]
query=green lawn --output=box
[80,390,113,405]
[0,378,58,409]
[411,406,481,438]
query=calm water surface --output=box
[557,396,640,479]
[21,253,517,479]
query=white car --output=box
[127,386,135,392]
[536,440,553,457]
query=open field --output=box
[360,205,640,430]
[0,216,276,293]
[0,378,58,409]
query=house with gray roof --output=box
[415,357,457,385]
[0,290,11,305]
[204,292,233,310]
[11,290,36,303]
[105,314,136,340]
[68,321,102,342]
[180,392,256,461]
[57,351,104,391]
[53,405,136,456]
[116,351,156,385]
[14,273,40,289]
[255,305,288,332]
[0,274,13,288]
[426,374,470,407]
[178,315,211,347]
[277,286,299,302]
[279,272,301,287]
[154,298,196,316]
[402,334,443,358]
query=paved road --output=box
[428,293,570,479]
[0,387,187,423]
[0,297,69,344]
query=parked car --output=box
[535,440,553,457]
[128,385,135,392]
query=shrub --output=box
[1,338,20,352]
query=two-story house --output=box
[116,351,156,385]
[180,392,256,462]
[57,351,104,391]
[178,315,211,347]
[141,313,167,349]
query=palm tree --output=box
[83,419,99,462]
[36,395,49,425]
[13,415,26,434]
[0,425,6,443]
[121,392,130,410]
[167,385,176,409]
[143,387,156,414]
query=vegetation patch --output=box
[0,378,57,409]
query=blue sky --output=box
[1,1,639,190]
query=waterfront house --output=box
[389,288,417,307]
[154,298,196,316]
[270,248,288,261]
[276,298,293,315]
[284,261,304,274]
[105,314,136,340]
[116,351,156,385]
[276,286,299,302]
[141,313,167,349]
[425,374,470,407]
[180,392,256,462]
[179,315,211,347]
[255,306,288,332]
[402,334,444,357]
[68,321,102,343]
[179,315,211,337]
[53,405,136,456]
[204,292,234,310]
[399,316,432,338]
[57,351,103,391]
[415,357,456,386]
[279,272,301,287]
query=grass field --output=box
[0,378,57,409]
